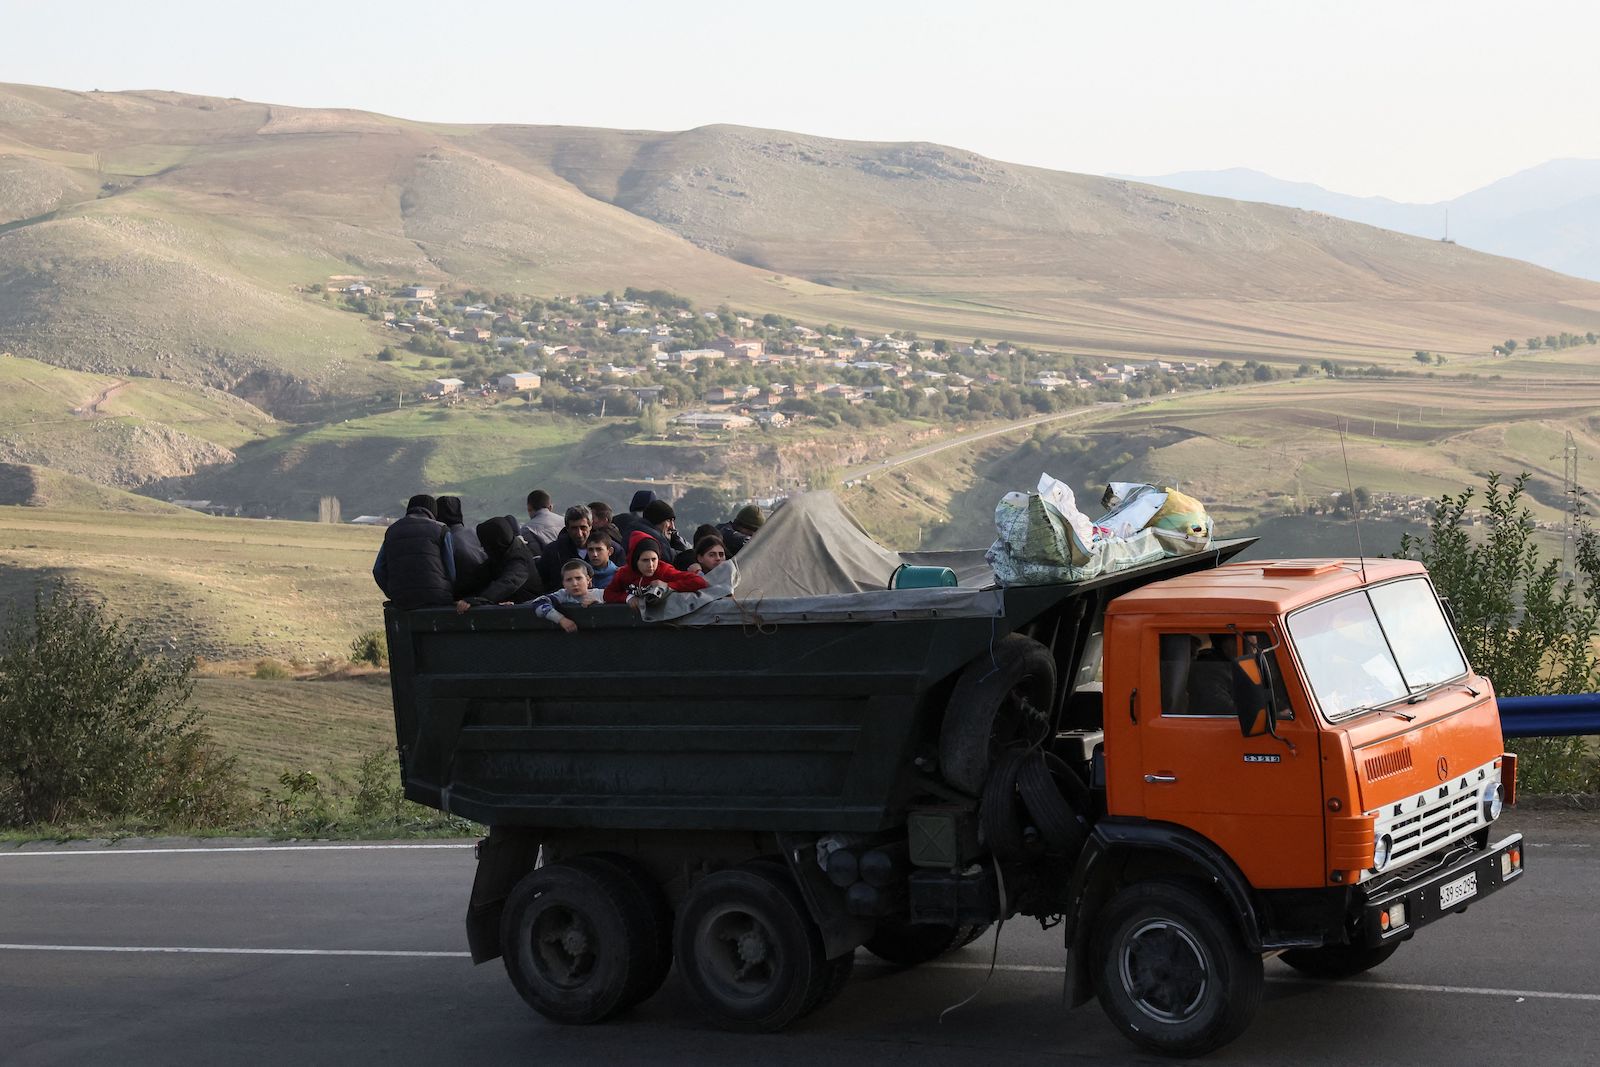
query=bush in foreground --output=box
[349,630,388,667]
[1399,473,1600,793]
[0,584,245,828]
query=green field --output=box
[0,506,384,660]
[190,674,394,790]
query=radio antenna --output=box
[1339,418,1368,583]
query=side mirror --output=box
[1235,643,1282,739]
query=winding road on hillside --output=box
[0,809,1594,1065]
[837,402,1132,485]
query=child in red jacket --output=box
[604,531,709,605]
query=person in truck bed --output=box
[372,494,456,610]
[530,559,603,633]
[456,516,542,610]
[604,531,708,606]
[584,531,619,589]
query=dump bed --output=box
[386,539,1253,832]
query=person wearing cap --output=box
[372,494,457,610]
[717,504,765,558]
[627,489,657,516]
[616,497,687,559]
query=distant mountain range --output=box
[1121,160,1600,281]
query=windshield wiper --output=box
[1344,701,1416,721]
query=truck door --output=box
[1137,625,1324,889]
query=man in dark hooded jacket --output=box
[459,515,543,609]
[373,494,456,610]
[717,503,764,558]
[615,498,688,560]
[435,496,489,597]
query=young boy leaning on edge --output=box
[530,558,603,633]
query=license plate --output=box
[1440,871,1478,909]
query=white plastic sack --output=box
[1037,473,1096,550]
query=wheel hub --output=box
[1120,918,1208,1023]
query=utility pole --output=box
[1562,430,1579,579]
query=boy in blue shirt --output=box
[584,530,619,589]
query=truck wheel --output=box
[940,634,1056,795]
[808,951,856,1013]
[499,859,651,1025]
[864,919,971,967]
[571,853,674,1008]
[1091,881,1263,1058]
[675,865,827,1032]
[1280,942,1399,979]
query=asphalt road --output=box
[2,810,1596,1066]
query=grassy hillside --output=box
[190,674,394,790]
[0,506,384,660]
[5,81,1597,401]
[844,372,1600,553]
[0,352,276,486]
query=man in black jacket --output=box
[372,495,456,610]
[717,503,764,558]
[537,504,592,589]
[459,516,543,609]
[614,498,687,561]
[435,496,489,597]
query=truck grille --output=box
[1368,757,1497,877]
[1385,788,1481,866]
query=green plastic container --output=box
[888,564,959,590]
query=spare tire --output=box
[940,634,1057,795]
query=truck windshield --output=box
[1287,578,1467,721]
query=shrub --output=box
[0,584,244,827]
[349,630,388,666]
[1398,473,1600,792]
[253,658,292,680]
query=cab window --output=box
[1158,631,1292,719]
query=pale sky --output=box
[4,0,1597,203]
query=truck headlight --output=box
[1482,782,1504,822]
[1373,833,1393,870]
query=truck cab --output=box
[1072,557,1523,1052]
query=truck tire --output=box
[675,864,828,1032]
[1090,880,1263,1058]
[863,920,989,966]
[939,634,1056,795]
[1280,942,1399,979]
[499,859,653,1025]
[1017,751,1088,859]
[571,853,674,1008]
[979,748,1030,861]
[808,951,855,1013]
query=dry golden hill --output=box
[5,80,1599,403]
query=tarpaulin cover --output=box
[649,492,1003,625]
[732,492,992,596]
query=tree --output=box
[636,403,666,437]
[1527,337,1542,350]
[1503,339,1518,354]
[0,585,242,826]
[1319,359,1338,377]
[1397,474,1600,792]
[1414,350,1432,365]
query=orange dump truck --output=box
[388,547,1524,1057]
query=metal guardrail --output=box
[1497,694,1600,738]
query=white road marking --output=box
[0,944,470,958]
[3,944,1593,1004]
[0,843,473,858]
[861,959,1600,1002]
